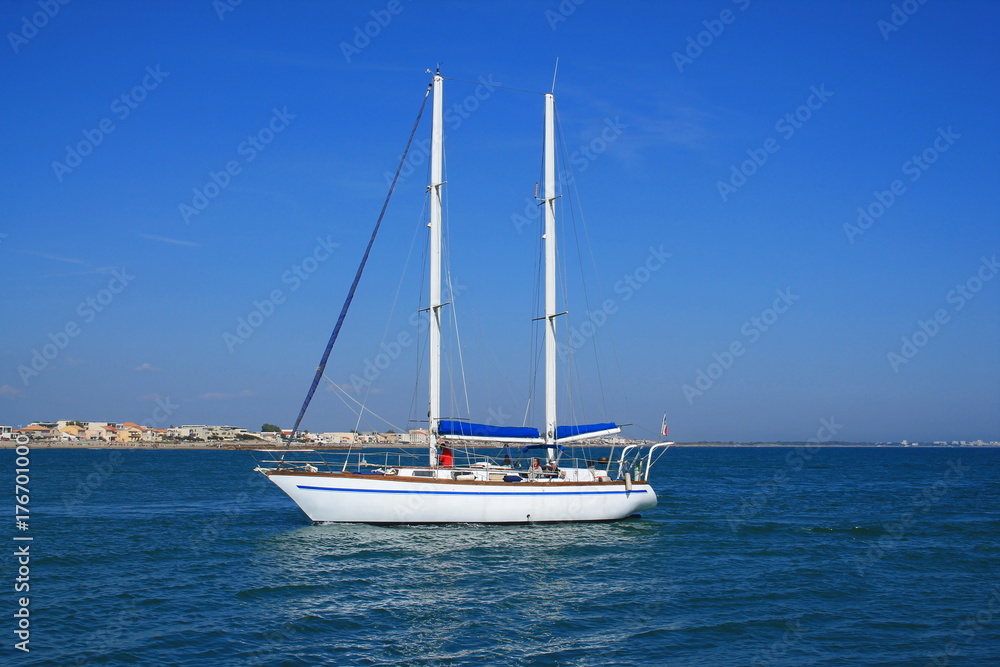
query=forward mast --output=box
[428,71,444,466]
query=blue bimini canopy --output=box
[555,423,618,440]
[438,420,540,440]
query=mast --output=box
[543,92,557,462]
[428,71,444,466]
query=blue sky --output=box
[2,0,997,443]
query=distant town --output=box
[1,420,438,447]
[1,421,997,448]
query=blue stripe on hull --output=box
[295,485,648,497]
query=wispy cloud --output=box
[559,81,720,160]
[231,48,344,70]
[227,48,417,72]
[65,357,83,366]
[141,234,201,247]
[238,389,256,397]
[21,250,87,265]
[199,392,233,400]
[0,384,21,398]
[37,265,128,279]
[135,362,161,372]
[329,383,382,395]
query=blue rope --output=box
[286,82,433,445]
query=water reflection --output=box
[235,518,668,663]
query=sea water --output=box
[9,446,1000,665]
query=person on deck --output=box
[438,446,453,467]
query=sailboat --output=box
[255,70,672,523]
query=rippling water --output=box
[14,447,1000,665]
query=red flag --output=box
[661,413,669,437]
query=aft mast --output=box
[428,70,444,466]
[543,91,558,463]
[539,87,621,452]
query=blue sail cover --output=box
[555,422,618,440]
[438,420,540,439]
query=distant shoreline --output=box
[1,441,995,450]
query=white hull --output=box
[264,471,657,524]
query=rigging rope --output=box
[285,81,433,445]
[557,107,633,429]
[323,374,407,434]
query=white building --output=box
[407,429,429,445]
[170,425,252,441]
